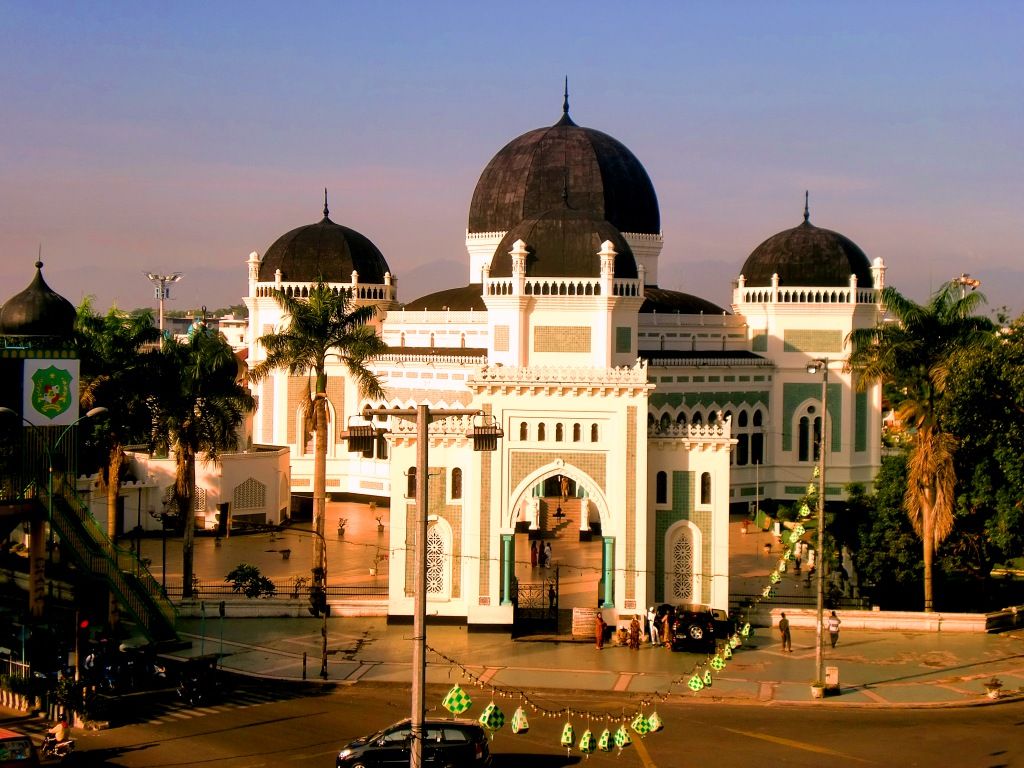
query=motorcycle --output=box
[41,730,76,760]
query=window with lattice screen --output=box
[425,522,450,598]
[233,478,267,510]
[668,527,696,602]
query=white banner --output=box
[22,359,81,427]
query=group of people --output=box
[530,540,553,569]
[778,610,841,652]
[594,606,674,650]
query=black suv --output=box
[336,718,492,767]
[670,605,735,651]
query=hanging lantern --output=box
[579,729,596,754]
[511,706,529,734]
[469,415,503,452]
[647,712,663,733]
[442,684,472,715]
[344,424,376,453]
[631,713,651,736]
[597,728,612,752]
[614,725,632,749]
[479,702,505,732]
[560,721,575,748]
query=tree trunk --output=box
[922,503,935,612]
[313,395,327,590]
[106,445,124,629]
[178,445,197,599]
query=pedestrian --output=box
[629,615,641,650]
[779,611,792,652]
[595,614,607,650]
[661,611,673,648]
[548,584,557,615]
[828,610,841,648]
[530,540,538,568]
[647,606,660,646]
[543,541,552,569]
[793,543,802,575]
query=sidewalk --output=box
[170,615,1024,708]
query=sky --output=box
[1,1,1022,318]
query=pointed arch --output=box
[665,520,702,604]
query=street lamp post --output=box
[144,271,183,336]
[805,359,828,686]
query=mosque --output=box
[242,93,886,627]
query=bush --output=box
[225,563,277,598]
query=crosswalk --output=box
[130,685,296,726]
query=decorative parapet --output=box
[484,275,642,298]
[385,310,488,325]
[253,281,396,301]
[376,352,488,365]
[733,283,879,306]
[645,355,773,368]
[648,420,732,440]
[469,361,652,395]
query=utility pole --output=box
[806,358,829,686]
[145,272,183,336]
[358,405,500,768]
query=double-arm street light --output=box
[805,359,828,686]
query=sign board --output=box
[22,359,81,426]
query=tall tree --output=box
[75,300,161,542]
[150,326,254,598]
[248,281,386,601]
[848,281,994,610]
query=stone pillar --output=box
[500,534,514,606]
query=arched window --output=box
[425,520,452,599]
[376,435,388,460]
[737,434,749,466]
[752,433,764,465]
[555,423,564,442]
[538,423,546,441]
[813,416,823,461]
[406,467,417,498]
[753,409,764,427]
[519,422,528,441]
[667,524,699,602]
[692,412,703,425]
[700,472,711,505]
[659,413,670,431]
[798,416,810,462]
[708,411,718,424]
[656,471,668,504]
[573,423,581,442]
[738,410,748,428]
[590,424,599,442]
[451,468,462,500]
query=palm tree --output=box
[848,281,994,610]
[248,280,386,599]
[75,301,161,543]
[150,325,254,598]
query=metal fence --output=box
[0,657,30,679]
[162,578,388,601]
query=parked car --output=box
[670,605,735,651]
[0,728,39,767]
[336,718,492,767]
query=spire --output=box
[323,187,330,219]
[37,244,42,270]
[803,190,810,224]
[563,75,569,117]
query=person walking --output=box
[595,614,607,650]
[828,610,841,648]
[628,615,641,650]
[793,542,802,575]
[543,541,553,569]
[661,611,673,648]
[548,584,557,616]
[647,606,660,646]
[778,611,792,652]
[530,540,538,568]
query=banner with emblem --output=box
[23,359,80,426]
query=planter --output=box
[741,520,749,534]
[369,568,376,576]
[280,549,291,560]
[810,684,825,699]
[984,685,1002,700]
[377,525,385,534]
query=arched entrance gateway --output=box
[506,463,614,630]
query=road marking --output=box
[478,667,499,684]
[632,734,658,767]
[720,727,872,762]
[613,672,637,691]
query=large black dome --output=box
[468,106,660,236]
[740,209,872,288]
[0,261,76,339]
[489,206,638,279]
[258,200,390,284]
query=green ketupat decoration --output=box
[560,721,574,748]
[711,654,725,670]
[724,645,733,659]
[479,702,505,732]
[741,622,751,637]
[511,706,529,734]
[631,712,650,736]
[647,711,663,733]
[597,728,612,751]
[799,503,811,518]
[729,635,740,649]
[687,673,704,691]
[442,684,471,715]
[770,571,781,584]
[579,729,596,754]
[762,585,773,598]
[792,523,806,537]
[703,669,713,686]
[614,725,632,749]
[782,547,792,561]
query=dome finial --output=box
[803,190,810,224]
[323,187,330,219]
[36,244,42,270]
[563,76,569,117]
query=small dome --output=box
[489,207,638,279]
[468,104,660,236]
[258,197,390,284]
[740,206,872,288]
[403,284,486,312]
[640,288,728,315]
[0,261,76,339]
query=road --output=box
[13,683,1024,767]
